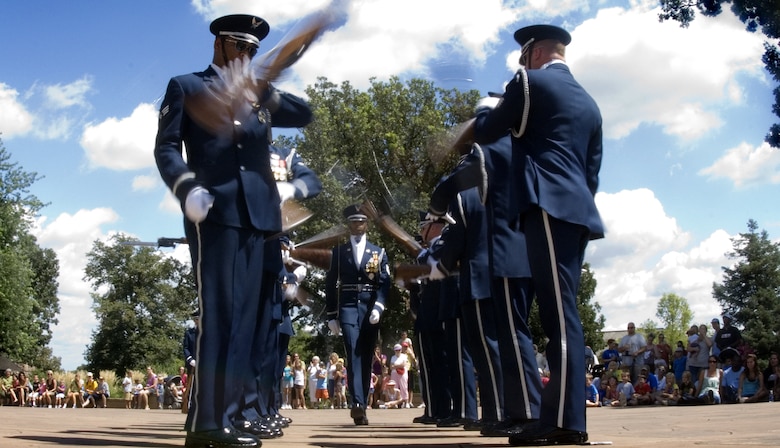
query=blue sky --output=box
[1,0,777,370]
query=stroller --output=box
[163,375,183,409]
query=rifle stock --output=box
[394,263,431,285]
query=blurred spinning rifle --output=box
[393,263,432,286]
[359,199,423,258]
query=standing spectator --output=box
[307,356,321,406]
[333,360,345,409]
[584,346,596,373]
[600,339,620,367]
[535,344,550,376]
[281,355,293,410]
[122,370,134,409]
[710,318,722,360]
[655,333,672,369]
[292,354,306,409]
[618,322,646,383]
[738,354,767,403]
[401,342,417,408]
[672,347,688,384]
[642,334,656,369]
[315,362,329,409]
[389,344,409,408]
[371,346,386,408]
[688,325,712,384]
[715,313,743,353]
[326,352,339,407]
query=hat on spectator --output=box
[711,317,719,323]
[387,380,396,386]
[393,344,402,351]
[87,372,93,377]
[719,347,740,363]
[722,313,734,321]
[402,342,409,347]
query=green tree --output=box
[83,234,196,376]
[712,219,780,358]
[0,139,61,369]
[656,292,694,348]
[278,76,479,344]
[659,0,780,147]
[529,263,606,350]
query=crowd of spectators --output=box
[0,366,187,410]
[583,316,780,408]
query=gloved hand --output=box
[369,304,383,325]
[475,95,501,112]
[292,265,307,283]
[276,181,296,204]
[328,319,341,335]
[184,186,214,223]
[427,257,446,281]
[425,211,456,225]
[284,283,298,300]
[189,359,196,367]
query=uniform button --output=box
[240,166,246,171]
[237,144,243,149]
[233,120,242,126]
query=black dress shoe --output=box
[412,415,439,424]
[462,419,484,431]
[481,419,538,437]
[508,423,588,446]
[353,416,369,426]
[272,413,292,426]
[436,417,463,428]
[185,427,260,448]
[258,415,286,431]
[350,404,366,420]
[237,420,282,439]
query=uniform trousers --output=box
[493,276,542,421]
[442,317,478,420]
[340,302,377,408]
[523,207,588,432]
[460,299,503,422]
[185,221,266,432]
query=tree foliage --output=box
[83,234,196,376]
[277,76,479,347]
[712,219,780,358]
[656,292,694,347]
[659,0,780,147]
[0,139,61,370]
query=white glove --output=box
[369,303,384,324]
[475,95,501,111]
[425,211,456,225]
[427,257,446,281]
[189,359,196,367]
[328,319,341,335]
[281,249,292,265]
[276,181,296,204]
[284,283,298,300]
[184,186,214,223]
[292,265,307,283]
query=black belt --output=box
[340,284,375,292]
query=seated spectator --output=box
[379,380,403,408]
[602,376,619,406]
[133,379,144,409]
[657,372,680,405]
[66,373,85,408]
[678,370,696,402]
[139,366,158,410]
[585,374,600,407]
[82,372,98,408]
[55,380,66,408]
[28,374,41,407]
[13,372,31,407]
[640,365,658,396]
[43,370,58,408]
[631,374,653,405]
[94,376,110,408]
[738,353,767,403]
[600,339,620,366]
[611,370,634,407]
[721,348,743,404]
[1,368,18,405]
[32,376,47,408]
[694,355,722,404]
[763,352,779,399]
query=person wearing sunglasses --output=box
[155,14,313,448]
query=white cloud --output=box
[33,208,120,370]
[190,0,332,25]
[567,6,766,142]
[588,189,731,330]
[699,141,780,188]
[44,76,93,110]
[0,82,34,138]
[80,103,158,171]
[160,190,183,216]
[132,173,160,192]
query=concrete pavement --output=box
[1,403,778,447]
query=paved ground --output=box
[1,403,779,447]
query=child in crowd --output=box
[55,381,66,408]
[602,376,619,406]
[585,374,600,407]
[612,370,635,407]
[658,372,680,405]
[316,362,329,409]
[333,361,345,409]
[632,375,653,405]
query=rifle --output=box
[361,199,423,258]
[394,263,431,286]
